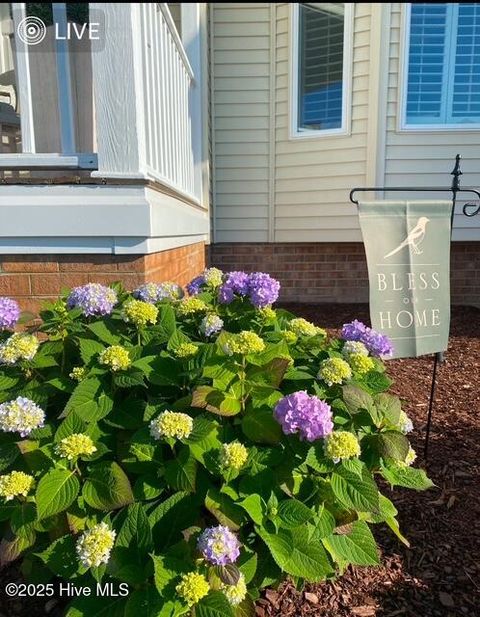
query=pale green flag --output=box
[358,200,453,359]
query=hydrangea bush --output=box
[0,272,432,616]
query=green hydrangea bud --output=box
[348,353,375,375]
[0,471,34,501]
[176,572,210,606]
[173,342,199,358]
[220,442,248,470]
[222,331,265,355]
[318,357,352,386]
[177,297,209,316]
[122,298,158,327]
[325,431,361,462]
[55,433,97,460]
[99,345,131,372]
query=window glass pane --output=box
[406,2,480,126]
[0,2,95,154]
[406,3,448,125]
[451,3,480,123]
[0,3,22,153]
[298,3,344,131]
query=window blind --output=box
[298,3,344,131]
[406,3,480,126]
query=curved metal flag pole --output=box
[350,154,480,460]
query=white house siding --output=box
[384,4,480,241]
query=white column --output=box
[11,3,35,152]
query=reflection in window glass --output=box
[298,3,345,131]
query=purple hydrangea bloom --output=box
[197,526,240,565]
[218,284,235,304]
[274,391,333,442]
[363,330,394,357]
[225,271,250,296]
[341,319,369,342]
[67,283,117,317]
[247,272,280,308]
[186,275,205,296]
[341,320,393,357]
[0,297,20,330]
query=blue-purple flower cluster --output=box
[341,319,393,357]
[67,283,117,317]
[0,297,20,330]
[274,391,333,442]
[197,525,240,565]
[220,271,280,308]
[133,282,183,303]
[187,269,280,308]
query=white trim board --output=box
[0,183,209,252]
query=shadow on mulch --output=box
[258,304,480,617]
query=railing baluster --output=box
[135,3,196,200]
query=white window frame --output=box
[0,3,97,168]
[289,2,354,140]
[400,2,480,132]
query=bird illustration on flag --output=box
[383,216,430,259]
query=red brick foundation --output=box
[209,242,480,307]
[0,242,206,313]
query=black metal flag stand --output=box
[349,154,480,460]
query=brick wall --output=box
[0,242,205,313]
[209,242,480,307]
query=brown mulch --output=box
[0,305,479,617]
[257,304,480,617]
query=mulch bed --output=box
[0,305,479,617]
[258,304,480,617]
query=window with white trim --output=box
[291,3,352,137]
[403,3,480,128]
[0,3,96,167]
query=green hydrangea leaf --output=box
[36,469,80,520]
[83,462,133,511]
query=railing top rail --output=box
[158,3,194,80]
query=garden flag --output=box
[358,200,453,359]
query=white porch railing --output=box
[91,3,200,202]
[138,4,196,198]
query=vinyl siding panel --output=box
[212,3,372,243]
[273,3,370,241]
[384,3,480,241]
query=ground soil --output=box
[257,304,480,617]
[0,305,478,617]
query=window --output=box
[0,3,97,167]
[403,3,480,129]
[291,3,352,137]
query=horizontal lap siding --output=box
[212,3,371,243]
[274,3,370,242]
[212,3,271,242]
[385,4,480,241]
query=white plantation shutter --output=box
[452,3,480,122]
[405,3,480,126]
[298,3,345,130]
